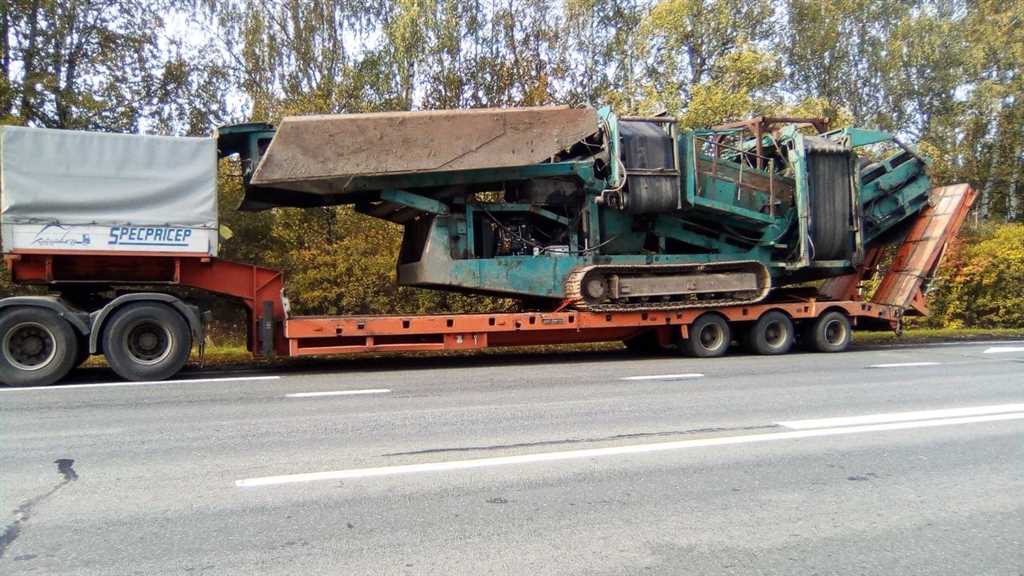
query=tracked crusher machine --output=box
[217,106,956,312]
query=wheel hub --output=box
[125,321,172,365]
[699,325,723,349]
[3,322,57,371]
[765,322,786,347]
[22,336,44,355]
[824,320,845,344]
[138,332,159,351]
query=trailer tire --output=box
[682,313,731,358]
[623,330,674,355]
[0,307,79,387]
[746,311,794,355]
[102,302,191,381]
[805,311,852,353]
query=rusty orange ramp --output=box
[870,183,977,313]
[249,106,600,196]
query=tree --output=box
[637,0,774,116]
[2,0,224,133]
[783,0,907,128]
[561,0,646,108]
[676,43,782,128]
[930,0,1022,220]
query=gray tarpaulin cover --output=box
[1,125,217,227]
[1,125,218,254]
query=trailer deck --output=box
[281,297,900,357]
[5,250,902,356]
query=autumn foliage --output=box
[926,224,1024,329]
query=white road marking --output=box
[778,403,1024,429]
[235,410,1024,487]
[868,361,941,368]
[0,375,280,392]
[621,373,704,381]
[285,389,391,398]
[983,346,1024,354]
[876,339,1024,349]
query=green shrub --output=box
[929,223,1024,328]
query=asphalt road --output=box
[2,340,1023,575]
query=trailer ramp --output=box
[820,184,976,317]
[871,183,977,314]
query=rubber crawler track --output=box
[564,261,772,312]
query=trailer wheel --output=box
[682,313,731,358]
[805,311,852,353]
[746,311,794,355]
[0,307,79,387]
[623,330,674,355]
[102,302,191,381]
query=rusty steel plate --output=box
[250,106,600,195]
[872,183,977,310]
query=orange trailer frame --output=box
[280,297,900,357]
[2,253,901,358]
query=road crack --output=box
[382,424,779,457]
[0,459,78,559]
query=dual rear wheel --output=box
[0,308,80,387]
[101,303,192,381]
[0,302,192,386]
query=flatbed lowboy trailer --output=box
[0,184,975,387]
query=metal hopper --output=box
[247,106,601,202]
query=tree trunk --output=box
[17,0,41,123]
[0,0,10,116]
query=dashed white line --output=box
[777,403,1024,429]
[0,375,280,392]
[235,411,1024,487]
[285,389,391,398]
[983,346,1024,354]
[621,373,704,381]
[868,362,941,368]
